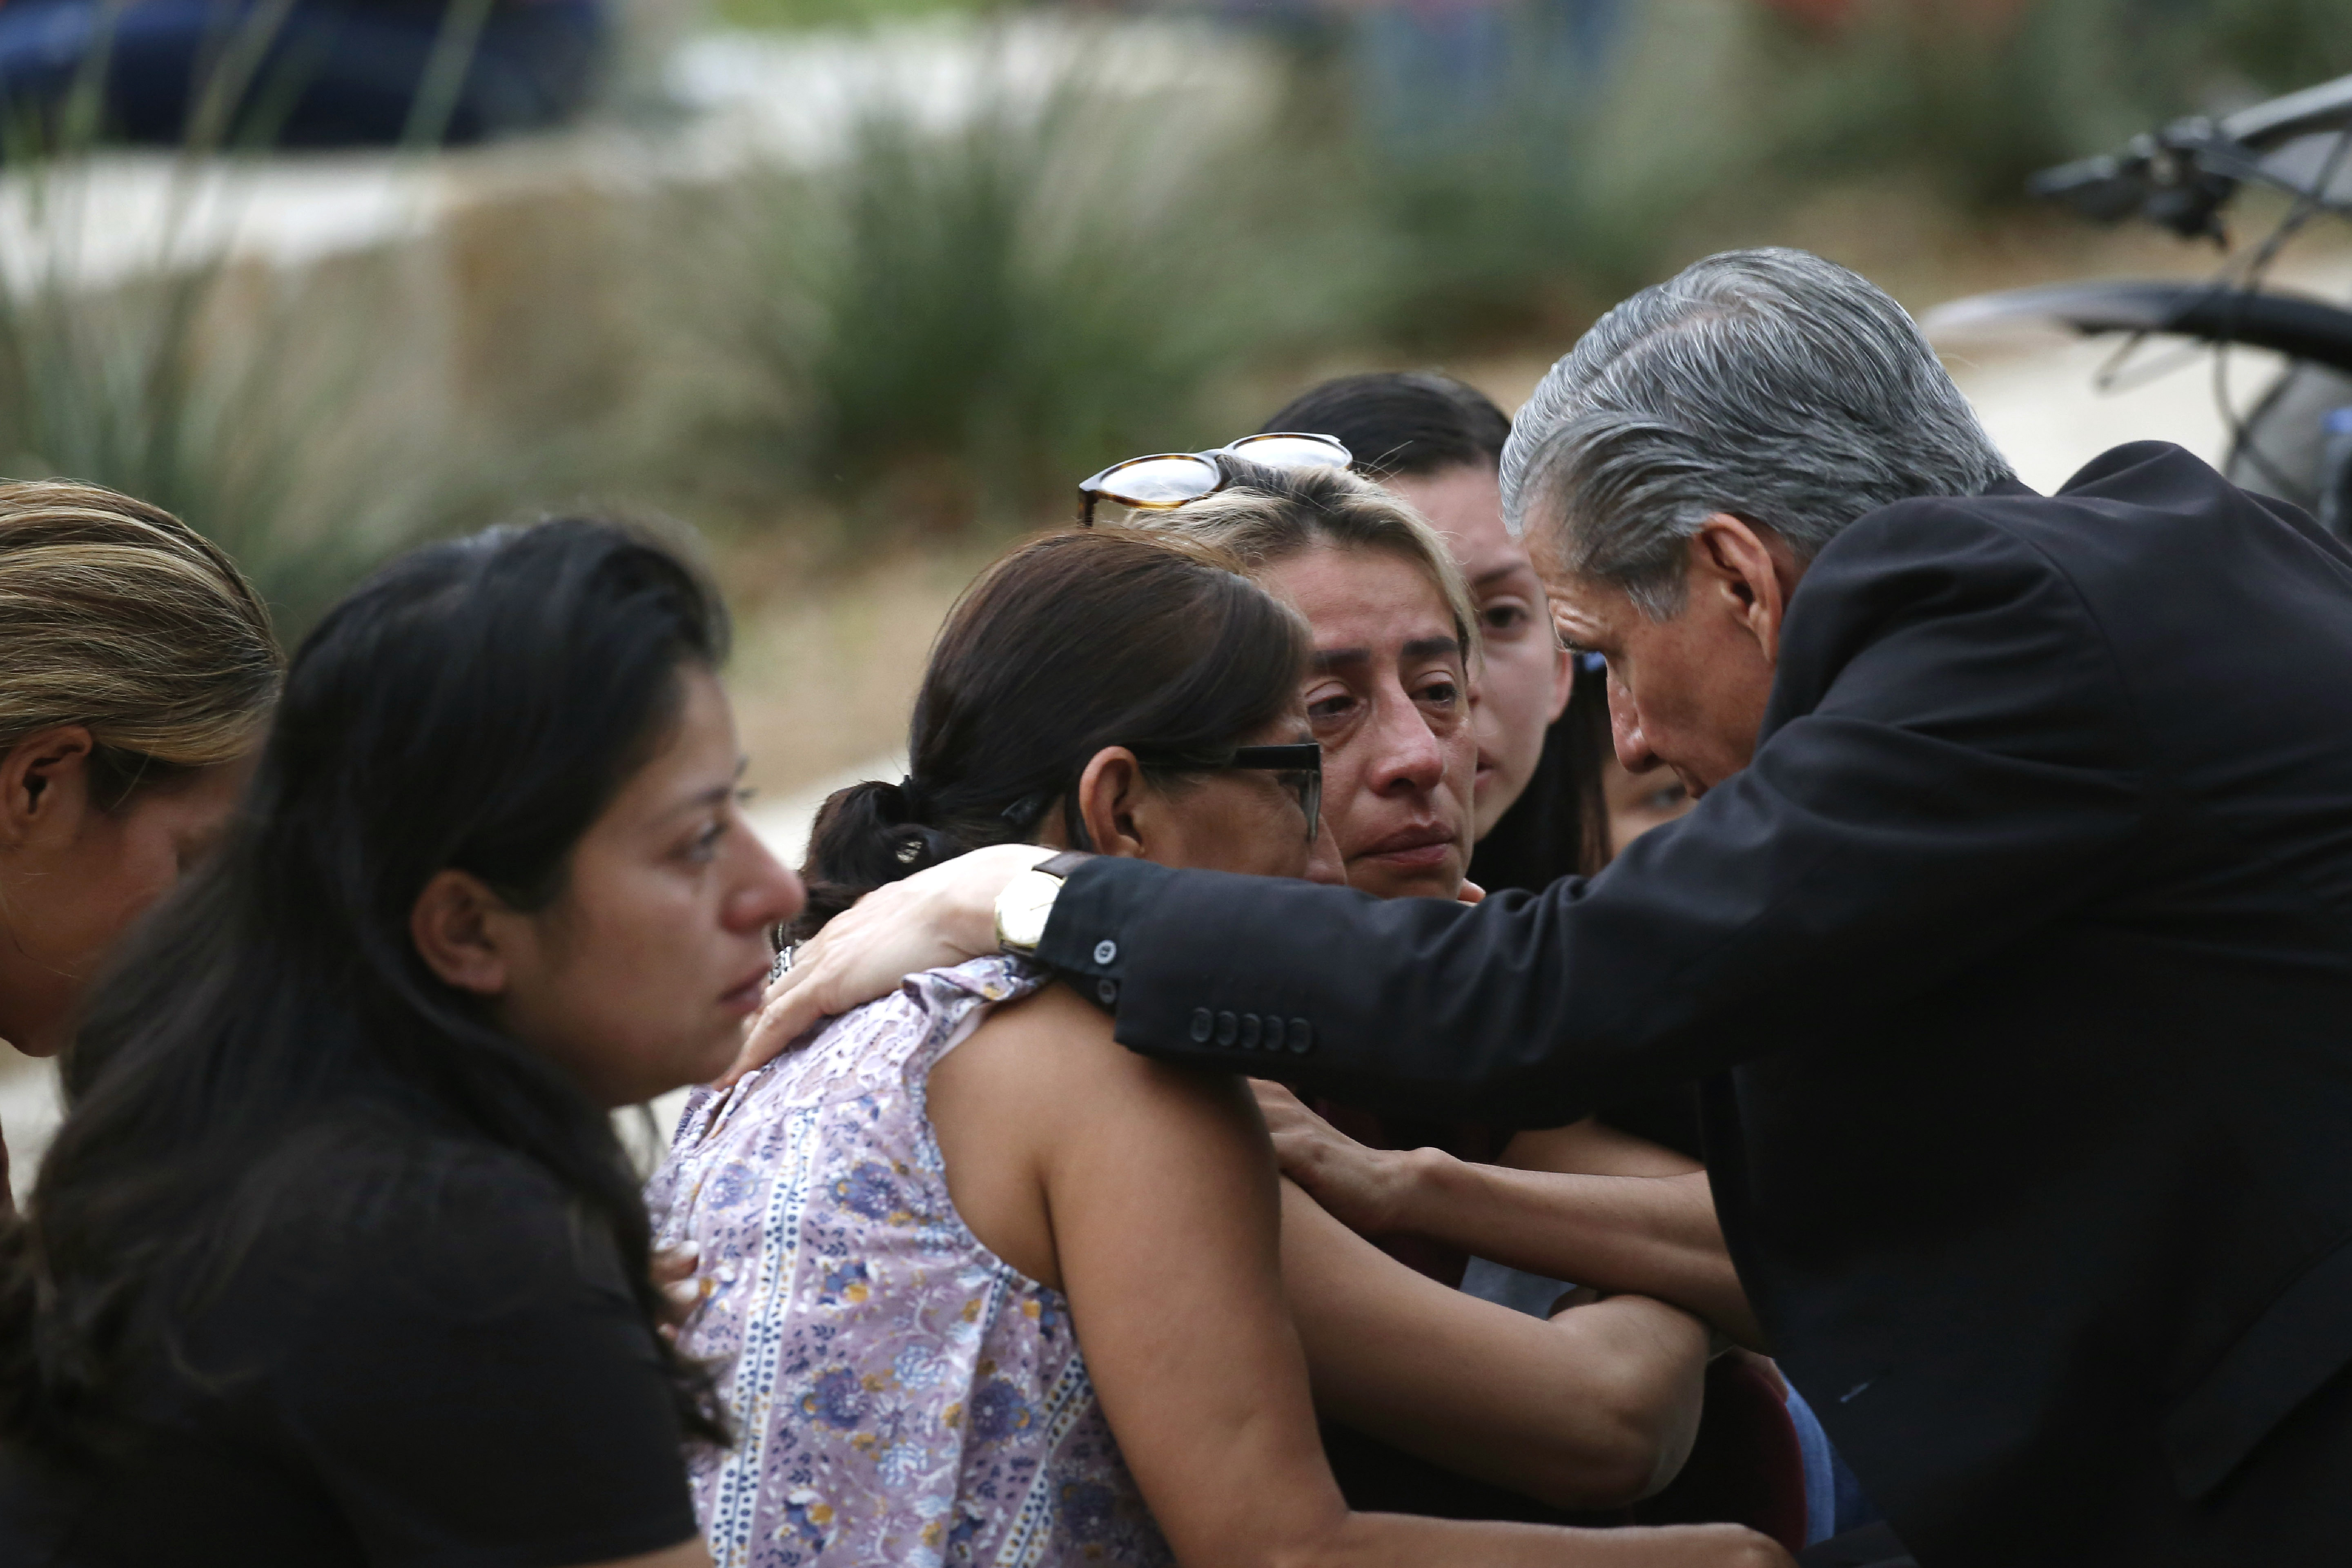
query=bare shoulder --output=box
[949,980,1257,1142]
[930,978,1267,1290]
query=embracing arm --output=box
[1029,505,2147,1121]
[1264,1091,1758,1348]
[739,509,2144,1109]
[941,985,1787,1568]
[1278,1178,1710,1509]
[1408,1160,1758,1351]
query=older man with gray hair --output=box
[748,249,2352,1566]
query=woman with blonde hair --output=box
[0,481,280,1200]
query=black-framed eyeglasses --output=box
[1218,742,1322,844]
[1001,742,1323,848]
[1077,433,1353,527]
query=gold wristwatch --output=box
[993,850,1092,956]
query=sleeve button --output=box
[1288,1018,1312,1054]
[1096,978,1118,1006]
[1238,1013,1262,1049]
[1215,1011,1239,1047]
[1093,939,1118,966]
[1189,1008,1213,1043]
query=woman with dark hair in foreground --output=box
[653,525,1788,1568]
[0,518,802,1568]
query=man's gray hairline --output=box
[1503,247,2013,619]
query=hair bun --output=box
[793,778,964,943]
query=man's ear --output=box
[1545,612,1575,724]
[1073,747,1150,860]
[0,726,96,851]
[1692,514,1802,666]
[410,868,517,997]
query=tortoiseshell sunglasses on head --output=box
[1077,433,1353,526]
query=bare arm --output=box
[1278,1178,1709,1510]
[1403,1156,1764,1352]
[932,985,1790,1568]
[1261,1088,1762,1349]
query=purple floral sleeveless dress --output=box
[646,956,1173,1568]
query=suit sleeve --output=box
[1035,503,2153,1125]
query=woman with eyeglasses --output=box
[653,526,1789,1568]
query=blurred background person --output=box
[0,517,800,1566]
[0,481,279,1212]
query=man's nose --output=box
[1608,685,1657,773]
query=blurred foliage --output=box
[0,237,477,632]
[1243,0,2352,344]
[14,0,2352,619]
[684,47,1371,532]
[1303,0,1762,345]
[1752,0,2352,209]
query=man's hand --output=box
[717,843,1054,1085]
[1251,1080,1417,1237]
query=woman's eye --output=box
[1482,603,1530,634]
[1306,693,1355,724]
[685,820,728,862]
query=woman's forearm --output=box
[1394,1154,1765,1349]
[1281,1182,1710,1510]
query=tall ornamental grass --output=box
[685,31,1370,532]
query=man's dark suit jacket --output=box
[1034,443,2352,1566]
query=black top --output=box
[1036,444,2352,1566]
[0,1131,698,1568]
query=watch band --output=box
[993,850,1093,956]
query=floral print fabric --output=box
[647,957,1172,1568]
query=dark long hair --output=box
[1469,655,1613,892]
[795,528,1310,940]
[1265,371,1609,882]
[0,517,731,1458]
[1260,370,1511,480]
